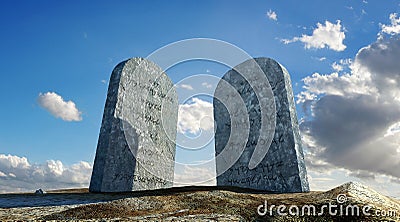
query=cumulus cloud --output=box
[298,71,374,99]
[37,92,82,121]
[355,37,400,95]
[381,13,400,35]
[283,20,346,51]
[177,98,214,134]
[331,62,343,72]
[298,21,400,181]
[0,154,92,193]
[0,154,30,169]
[296,91,317,104]
[331,59,352,72]
[302,94,400,176]
[266,9,277,21]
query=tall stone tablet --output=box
[214,57,309,193]
[90,57,178,192]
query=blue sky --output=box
[0,0,400,196]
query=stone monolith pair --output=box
[89,57,309,193]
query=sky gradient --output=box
[0,0,399,197]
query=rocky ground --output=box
[0,182,398,221]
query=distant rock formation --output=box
[34,189,45,195]
[322,181,400,211]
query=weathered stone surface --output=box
[89,57,178,192]
[214,57,309,193]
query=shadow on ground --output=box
[0,186,271,208]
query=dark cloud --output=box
[356,37,400,90]
[306,95,398,151]
[299,36,400,180]
[348,170,376,180]
[302,94,400,178]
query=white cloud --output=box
[283,20,346,51]
[381,13,400,35]
[174,165,216,186]
[385,122,400,137]
[177,84,194,90]
[300,71,374,98]
[0,153,92,193]
[46,160,64,176]
[201,82,212,89]
[0,154,30,169]
[298,33,400,183]
[331,62,343,72]
[318,57,327,61]
[296,91,317,104]
[177,98,214,134]
[266,9,277,21]
[331,59,352,72]
[37,92,82,122]
[101,80,107,84]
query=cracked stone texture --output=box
[214,57,309,193]
[89,57,178,192]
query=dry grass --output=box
[1,185,399,221]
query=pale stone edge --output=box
[278,61,310,192]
